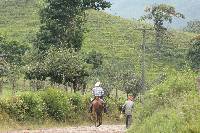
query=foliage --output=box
[0,55,8,78]
[127,70,200,133]
[187,38,200,70]
[85,50,103,69]
[26,0,111,88]
[35,0,111,52]
[45,48,89,91]
[0,0,194,86]
[0,36,29,66]
[25,61,47,81]
[141,4,185,51]
[24,48,89,92]
[40,89,70,121]
[0,88,123,124]
[121,71,142,96]
[1,92,44,121]
[184,20,200,34]
[67,92,85,120]
[97,60,142,96]
[141,4,185,30]
[0,35,29,93]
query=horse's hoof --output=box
[97,124,101,127]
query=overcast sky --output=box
[104,0,200,28]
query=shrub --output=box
[128,109,185,133]
[67,92,84,120]
[127,70,200,133]
[1,92,44,121]
[0,88,125,124]
[40,89,70,121]
[20,92,44,121]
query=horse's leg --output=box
[96,112,101,127]
[91,111,97,127]
[99,113,102,126]
[96,113,99,127]
[99,113,102,125]
[94,113,97,127]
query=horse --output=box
[91,96,103,127]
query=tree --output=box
[24,49,48,90]
[187,35,200,71]
[27,0,111,90]
[35,0,111,53]
[44,48,89,92]
[141,4,185,51]
[0,54,8,94]
[184,20,200,34]
[0,36,29,94]
[85,50,103,69]
[0,36,29,66]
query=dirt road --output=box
[5,125,126,133]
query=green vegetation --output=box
[0,0,199,132]
[141,4,185,51]
[187,37,200,70]
[35,0,111,52]
[0,89,123,130]
[127,70,200,133]
[184,20,200,34]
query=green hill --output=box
[0,0,195,84]
[0,0,199,132]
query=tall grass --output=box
[128,70,200,133]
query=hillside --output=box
[0,0,195,82]
[0,0,199,132]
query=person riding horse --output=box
[89,82,107,113]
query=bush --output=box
[1,92,44,121]
[40,89,70,121]
[0,88,124,124]
[128,109,185,133]
[127,70,200,133]
[20,92,44,120]
[67,92,85,120]
[0,100,11,124]
[105,97,125,120]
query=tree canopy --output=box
[187,36,200,71]
[141,4,185,51]
[142,4,185,30]
[184,20,200,34]
[35,0,111,52]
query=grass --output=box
[127,70,200,133]
[0,0,199,131]
[0,0,195,74]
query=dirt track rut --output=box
[5,125,126,133]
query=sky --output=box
[104,0,200,28]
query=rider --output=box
[89,81,107,113]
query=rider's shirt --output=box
[92,86,104,97]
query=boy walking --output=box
[122,95,134,128]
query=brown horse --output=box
[91,96,103,127]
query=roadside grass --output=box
[127,70,200,133]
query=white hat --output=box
[95,82,101,87]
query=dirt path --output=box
[4,125,126,133]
